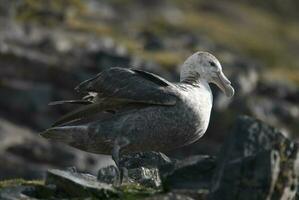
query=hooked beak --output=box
[213,71,235,97]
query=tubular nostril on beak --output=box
[217,72,231,85]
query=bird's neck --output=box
[180,61,204,85]
[180,72,208,87]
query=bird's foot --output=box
[119,167,128,184]
[111,136,130,186]
[111,166,128,186]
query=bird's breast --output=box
[181,85,213,135]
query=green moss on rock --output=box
[0,179,44,189]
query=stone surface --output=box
[97,165,120,185]
[163,155,216,190]
[171,189,209,200]
[45,169,120,199]
[0,186,37,200]
[212,150,282,200]
[120,151,175,177]
[128,167,162,189]
[144,192,195,200]
[210,116,299,200]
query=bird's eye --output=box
[209,61,216,67]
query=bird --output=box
[41,51,234,181]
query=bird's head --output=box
[180,51,235,97]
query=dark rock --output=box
[0,152,45,180]
[213,150,288,200]
[46,169,120,198]
[88,49,131,72]
[97,165,119,185]
[141,31,164,51]
[172,189,209,200]
[228,57,260,96]
[210,116,299,200]
[248,97,299,134]
[0,79,53,129]
[257,80,299,103]
[120,151,175,175]
[214,115,295,160]
[163,155,216,190]
[144,192,195,200]
[0,186,37,200]
[128,167,162,188]
[120,152,215,190]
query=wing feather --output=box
[75,67,178,105]
[52,67,178,126]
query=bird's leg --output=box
[112,136,130,185]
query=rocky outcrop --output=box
[1,116,297,199]
[45,169,120,199]
[97,165,119,185]
[127,167,162,188]
[97,164,162,188]
[209,116,299,200]
[120,151,175,177]
[163,155,216,190]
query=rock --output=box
[141,31,164,51]
[120,152,215,190]
[171,189,209,200]
[163,155,216,190]
[120,151,174,175]
[0,80,53,129]
[0,179,53,200]
[97,165,119,185]
[46,169,120,198]
[0,153,45,180]
[215,115,296,159]
[120,151,215,190]
[210,116,299,200]
[0,186,37,200]
[144,192,195,200]
[87,49,131,72]
[257,80,299,103]
[128,167,162,188]
[248,97,299,136]
[212,150,285,200]
[228,57,260,97]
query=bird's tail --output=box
[40,125,88,143]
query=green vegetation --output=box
[120,183,161,200]
[0,179,161,199]
[16,0,86,25]
[0,179,43,189]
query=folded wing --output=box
[52,68,178,126]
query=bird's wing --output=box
[75,67,177,105]
[52,68,178,127]
[52,100,124,127]
[49,99,92,106]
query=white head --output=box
[180,51,234,97]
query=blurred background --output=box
[0,0,298,180]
